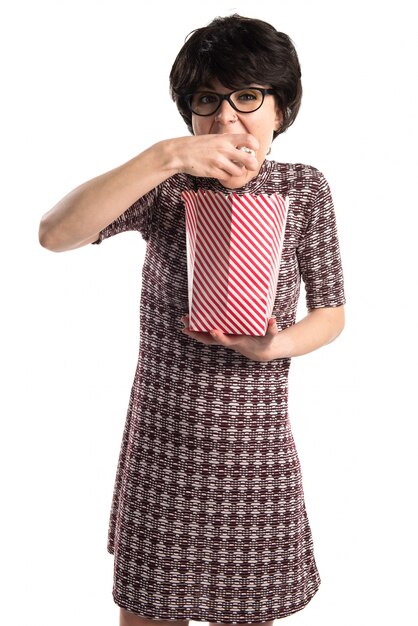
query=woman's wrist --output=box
[268,330,294,360]
[155,137,187,178]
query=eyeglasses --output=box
[184,87,276,116]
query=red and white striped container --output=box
[182,189,289,336]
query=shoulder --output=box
[269,160,327,186]
[267,161,332,206]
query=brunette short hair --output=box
[169,14,302,140]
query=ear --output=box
[274,107,284,132]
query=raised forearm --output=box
[38,141,178,252]
[272,306,345,359]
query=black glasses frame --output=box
[184,88,276,116]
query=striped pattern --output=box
[182,190,288,335]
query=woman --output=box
[39,14,345,626]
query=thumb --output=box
[266,317,279,335]
[209,328,231,346]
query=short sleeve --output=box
[297,171,346,309]
[92,185,159,244]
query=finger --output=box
[209,329,239,347]
[227,133,260,153]
[179,314,189,327]
[181,327,218,345]
[230,151,259,172]
[243,154,259,171]
[266,317,279,335]
[235,145,259,168]
[209,328,224,342]
[217,159,249,179]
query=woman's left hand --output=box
[180,306,345,362]
[180,315,280,362]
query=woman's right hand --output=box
[162,133,260,187]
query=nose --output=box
[214,98,238,124]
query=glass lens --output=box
[190,88,264,115]
[230,88,264,112]
[190,92,221,115]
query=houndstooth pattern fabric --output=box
[93,160,346,623]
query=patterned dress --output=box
[93,159,345,623]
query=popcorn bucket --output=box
[181,189,289,336]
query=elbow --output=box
[38,217,97,252]
[337,305,345,333]
[330,305,345,342]
[38,217,64,252]
[308,304,345,345]
[39,218,56,251]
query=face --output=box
[191,78,283,188]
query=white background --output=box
[1,1,417,625]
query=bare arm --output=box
[38,143,172,252]
[269,305,345,358]
[181,305,345,362]
[39,134,259,252]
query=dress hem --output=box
[111,576,320,623]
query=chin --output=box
[217,169,258,190]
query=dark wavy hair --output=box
[169,14,302,140]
